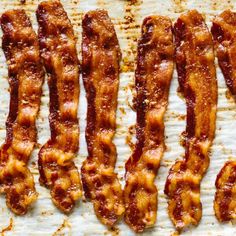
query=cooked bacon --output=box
[81,10,124,226]
[211,10,236,222]
[211,10,236,98]
[214,161,236,221]
[123,16,174,232]
[36,0,82,213]
[0,10,44,214]
[164,10,217,230]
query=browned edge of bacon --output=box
[0,10,44,214]
[211,10,236,222]
[37,0,82,213]
[164,10,217,230]
[123,16,174,232]
[81,9,125,226]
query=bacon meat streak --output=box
[124,16,174,232]
[37,0,82,213]
[164,10,217,230]
[0,10,44,214]
[211,10,236,222]
[81,10,124,226]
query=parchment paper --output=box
[0,0,235,235]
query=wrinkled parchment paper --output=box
[0,0,236,235]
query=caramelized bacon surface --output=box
[0,10,44,214]
[81,10,124,226]
[211,10,236,222]
[124,16,174,232]
[214,161,236,221]
[37,0,82,213]
[211,10,236,98]
[164,10,217,230]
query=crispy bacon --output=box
[211,10,236,222]
[0,10,44,214]
[211,10,236,98]
[81,10,125,226]
[36,0,82,213]
[164,10,217,230]
[214,161,236,221]
[123,16,174,232]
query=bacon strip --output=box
[164,10,217,230]
[81,10,124,226]
[0,10,44,214]
[37,0,82,213]
[211,10,236,222]
[214,161,236,221]
[123,16,174,232]
[211,10,236,98]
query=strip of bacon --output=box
[214,161,236,221]
[123,16,174,232]
[37,0,82,213]
[81,10,124,226]
[211,10,236,98]
[0,10,44,214]
[211,10,236,222]
[164,10,217,230]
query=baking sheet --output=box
[0,0,236,235]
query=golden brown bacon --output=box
[37,0,82,213]
[164,10,217,230]
[124,16,174,232]
[0,10,44,214]
[214,161,236,222]
[81,10,124,226]
[212,10,236,98]
[211,10,236,222]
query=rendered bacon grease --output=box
[81,10,125,226]
[124,16,174,232]
[0,10,44,214]
[37,0,82,213]
[211,10,236,222]
[164,10,217,230]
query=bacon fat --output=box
[0,10,44,214]
[164,10,217,230]
[37,0,82,213]
[81,9,125,226]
